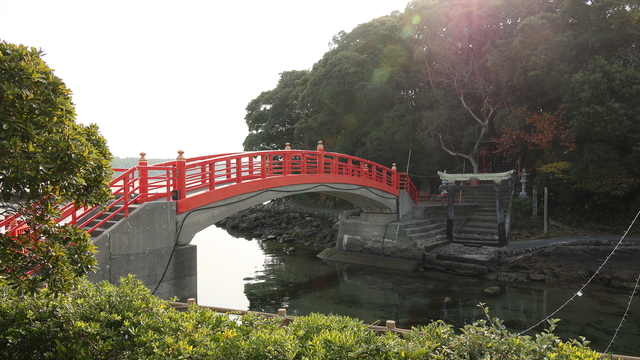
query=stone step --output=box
[83,204,139,237]
[452,235,501,247]
[421,258,489,275]
[407,228,447,241]
[464,214,498,221]
[400,218,446,229]
[402,222,446,235]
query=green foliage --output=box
[242,0,640,219]
[0,41,112,294]
[244,70,308,151]
[0,278,608,359]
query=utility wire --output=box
[518,210,640,335]
[603,210,640,354]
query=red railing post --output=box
[317,141,324,174]
[283,151,289,175]
[392,163,398,188]
[235,157,243,183]
[176,150,187,200]
[200,164,207,185]
[138,152,148,202]
[261,155,267,178]
[123,172,130,217]
[208,163,215,190]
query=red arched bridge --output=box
[2,146,418,242]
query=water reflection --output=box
[192,226,639,355]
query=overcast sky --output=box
[1,0,410,159]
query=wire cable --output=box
[518,210,640,335]
[603,211,640,354]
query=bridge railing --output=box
[1,148,418,235]
[172,150,406,200]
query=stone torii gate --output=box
[438,170,515,246]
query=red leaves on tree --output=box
[496,107,576,162]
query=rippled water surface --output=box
[192,226,640,356]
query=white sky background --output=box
[1,0,410,159]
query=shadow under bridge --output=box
[176,182,401,245]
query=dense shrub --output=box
[0,276,606,359]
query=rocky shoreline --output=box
[488,243,640,293]
[217,199,640,293]
[215,198,346,248]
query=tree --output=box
[0,41,113,294]
[244,70,308,150]
[407,0,518,173]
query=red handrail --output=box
[1,150,418,235]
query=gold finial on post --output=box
[285,142,291,150]
[177,150,185,161]
[317,140,324,151]
[392,163,397,171]
[139,152,147,163]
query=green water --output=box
[192,226,640,356]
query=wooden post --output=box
[495,182,507,246]
[277,308,289,327]
[544,187,548,234]
[446,185,455,241]
[187,298,196,305]
[386,320,396,329]
[138,152,148,202]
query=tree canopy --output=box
[0,41,113,294]
[243,0,640,221]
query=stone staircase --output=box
[80,203,139,237]
[396,217,449,251]
[452,184,513,247]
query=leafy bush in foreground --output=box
[0,276,606,359]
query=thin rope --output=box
[603,259,640,354]
[519,210,640,335]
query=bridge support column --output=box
[88,202,197,302]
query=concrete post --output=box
[176,150,186,200]
[544,187,548,234]
[532,185,538,216]
[446,185,455,240]
[495,182,507,246]
[138,152,148,202]
[518,168,529,198]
